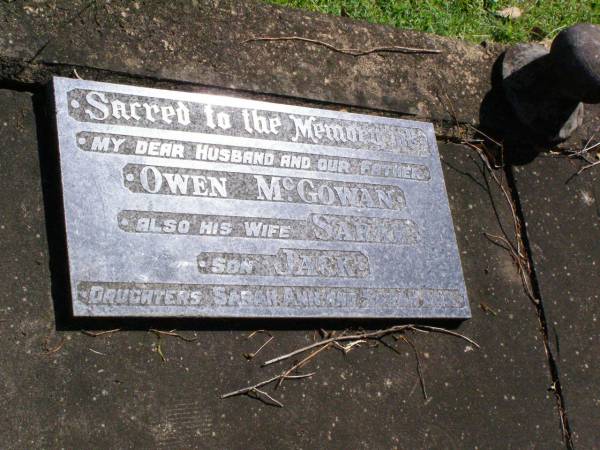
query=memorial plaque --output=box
[52,77,470,318]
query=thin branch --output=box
[263,325,478,367]
[149,329,198,342]
[398,335,428,401]
[244,335,274,360]
[223,325,478,408]
[43,336,66,355]
[263,325,413,366]
[577,160,600,175]
[82,328,121,337]
[221,372,315,400]
[248,330,271,339]
[464,143,521,255]
[242,36,441,56]
[332,339,367,354]
[484,232,537,301]
[466,124,503,150]
[484,232,513,252]
[88,348,106,356]
[463,140,539,303]
[568,135,599,160]
[277,343,332,388]
[416,325,480,349]
[155,335,166,362]
[465,142,537,280]
[252,388,283,408]
[479,302,498,316]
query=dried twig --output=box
[222,325,477,407]
[567,135,599,162]
[463,141,537,303]
[398,335,428,400]
[479,302,498,316]
[155,335,166,363]
[263,325,478,367]
[576,160,600,175]
[221,372,315,406]
[559,135,600,178]
[149,329,198,342]
[82,328,121,337]
[88,348,106,356]
[248,330,270,339]
[242,36,441,56]
[416,325,480,348]
[466,124,503,150]
[43,336,66,355]
[244,334,274,360]
[332,339,367,354]
[252,388,284,407]
[277,342,332,388]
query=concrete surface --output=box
[513,157,600,448]
[0,88,562,448]
[0,0,499,123]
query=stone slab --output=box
[0,0,501,124]
[53,77,469,319]
[0,86,562,447]
[512,157,600,447]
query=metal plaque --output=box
[52,77,470,318]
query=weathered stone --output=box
[512,157,600,447]
[501,24,600,144]
[502,44,583,144]
[0,85,562,446]
[0,0,501,124]
[551,23,600,103]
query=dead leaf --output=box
[496,7,522,19]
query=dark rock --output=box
[500,24,599,145]
[502,44,583,144]
[551,23,600,103]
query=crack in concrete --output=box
[504,167,574,449]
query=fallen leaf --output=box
[496,6,522,19]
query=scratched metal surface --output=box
[52,76,469,318]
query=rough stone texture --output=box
[512,157,600,447]
[0,88,562,448]
[2,0,598,156]
[0,0,501,124]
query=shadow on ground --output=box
[479,52,544,165]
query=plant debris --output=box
[221,325,478,407]
[495,7,522,20]
[42,335,66,355]
[82,328,121,337]
[244,330,274,360]
[149,329,198,342]
[242,36,441,56]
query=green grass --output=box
[265,0,599,43]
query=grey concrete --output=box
[512,157,600,447]
[0,0,500,124]
[0,87,562,447]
